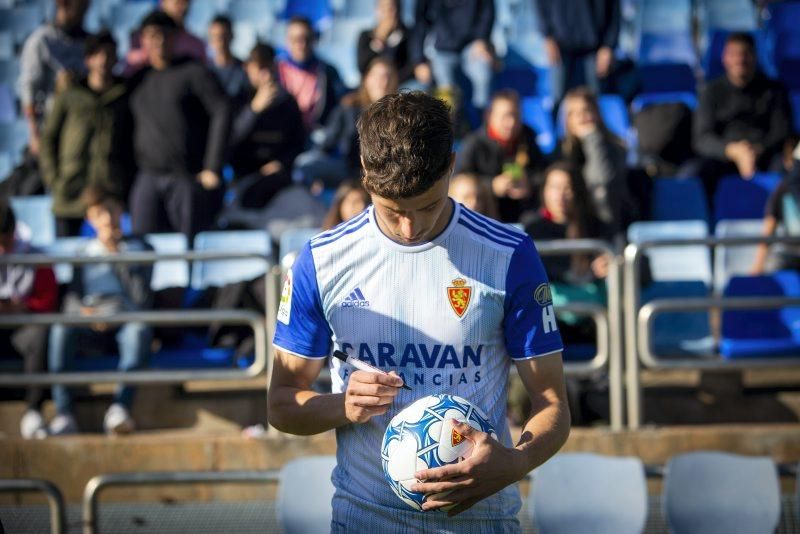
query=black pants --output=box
[129,171,224,238]
[233,171,292,209]
[55,217,85,237]
[0,325,49,409]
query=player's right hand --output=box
[344,370,404,424]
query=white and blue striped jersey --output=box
[273,201,563,532]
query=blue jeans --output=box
[49,322,152,414]
[550,51,600,107]
[429,43,493,109]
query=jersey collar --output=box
[369,200,460,253]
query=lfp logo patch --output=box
[447,278,472,318]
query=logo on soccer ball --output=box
[447,278,472,318]
[451,428,464,447]
[534,283,553,306]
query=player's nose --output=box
[399,216,419,240]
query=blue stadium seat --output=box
[191,230,272,290]
[630,91,697,114]
[638,32,696,65]
[791,91,800,133]
[557,94,630,141]
[529,453,647,534]
[642,281,714,356]
[10,195,55,247]
[628,220,712,284]
[344,0,374,18]
[664,452,780,534]
[43,236,90,284]
[277,456,336,534]
[639,63,697,93]
[721,271,800,358]
[713,173,781,223]
[520,96,556,154]
[279,227,319,267]
[492,65,551,100]
[777,58,800,91]
[280,0,333,30]
[698,0,756,32]
[713,219,763,293]
[764,1,800,35]
[144,233,190,291]
[651,177,709,223]
[640,0,692,33]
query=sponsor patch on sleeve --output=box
[277,269,293,325]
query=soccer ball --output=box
[380,394,497,511]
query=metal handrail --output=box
[82,470,280,534]
[0,251,278,386]
[0,478,66,534]
[536,239,624,431]
[624,235,800,429]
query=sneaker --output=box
[48,413,79,436]
[20,409,48,439]
[104,404,134,435]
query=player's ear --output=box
[449,153,456,176]
[360,155,366,173]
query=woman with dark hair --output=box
[296,57,399,188]
[560,87,629,238]
[357,0,415,83]
[322,180,371,230]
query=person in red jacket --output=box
[0,199,58,439]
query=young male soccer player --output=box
[269,91,570,531]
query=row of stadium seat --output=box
[280,451,787,534]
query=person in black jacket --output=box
[228,43,306,209]
[681,32,792,196]
[536,0,620,107]
[48,187,154,436]
[357,0,415,84]
[455,90,547,222]
[411,0,494,110]
[128,11,231,238]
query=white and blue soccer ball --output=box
[380,394,498,511]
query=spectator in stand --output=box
[297,57,398,188]
[128,11,231,237]
[19,0,89,157]
[448,172,498,219]
[455,89,546,222]
[48,187,154,436]
[752,141,800,274]
[124,0,206,76]
[322,180,371,230]
[685,32,792,196]
[411,0,494,112]
[208,15,248,104]
[40,31,135,237]
[536,0,620,108]
[560,87,628,238]
[357,0,414,84]
[0,200,58,439]
[277,16,345,132]
[228,43,306,209]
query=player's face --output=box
[371,177,453,245]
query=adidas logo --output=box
[342,288,370,308]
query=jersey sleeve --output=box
[503,237,564,359]
[272,242,332,358]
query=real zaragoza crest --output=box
[447,278,472,318]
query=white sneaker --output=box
[48,413,79,436]
[20,409,48,439]
[104,404,135,435]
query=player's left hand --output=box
[411,420,527,516]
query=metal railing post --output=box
[624,244,642,430]
[0,478,66,534]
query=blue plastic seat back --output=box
[764,1,800,35]
[493,64,551,99]
[520,96,556,154]
[529,453,647,534]
[640,0,692,33]
[651,177,709,223]
[631,91,697,114]
[191,230,272,289]
[664,452,780,534]
[280,0,333,30]
[698,0,756,32]
[279,227,319,267]
[713,173,781,223]
[10,195,55,247]
[277,456,336,534]
[713,219,763,293]
[43,237,90,284]
[628,220,712,284]
[778,57,800,91]
[642,281,713,356]
[639,32,696,65]
[791,91,800,133]
[144,233,190,291]
[639,63,697,93]
[723,272,800,340]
